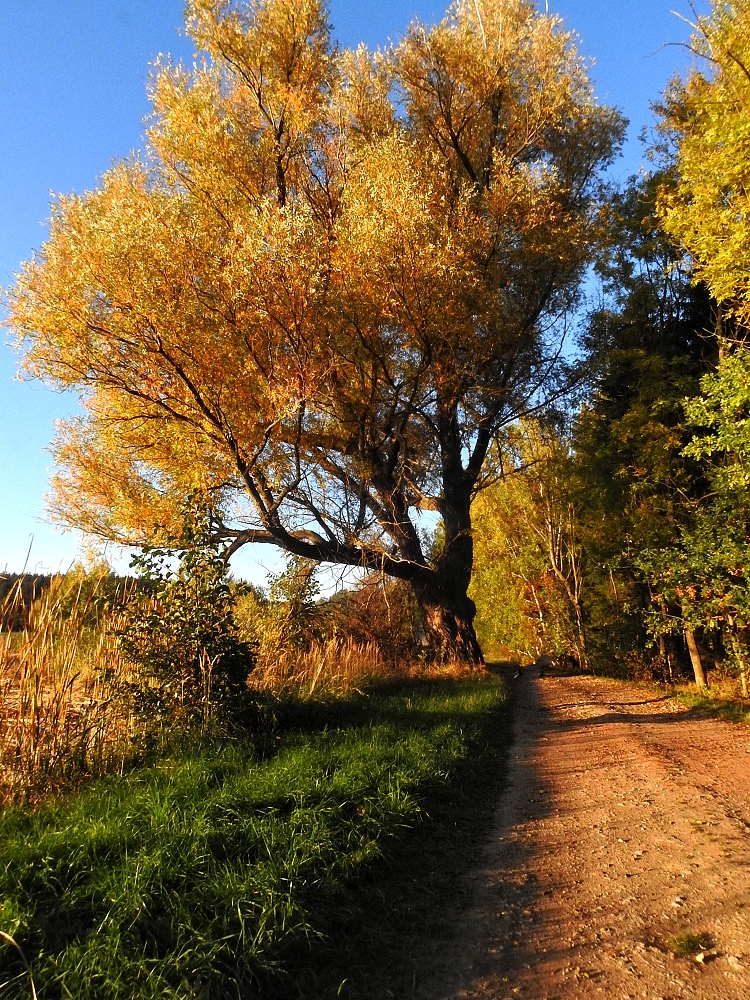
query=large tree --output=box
[5,0,623,662]
[573,174,716,682]
[658,0,750,322]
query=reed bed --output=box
[0,569,464,804]
[248,636,479,697]
[249,636,407,695]
[0,577,133,803]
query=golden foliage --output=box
[4,1,623,659]
[0,576,134,802]
[658,1,750,322]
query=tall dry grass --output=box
[249,637,394,695]
[0,577,134,803]
[0,570,454,803]
[247,636,473,696]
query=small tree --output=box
[116,508,254,726]
[635,349,750,693]
[470,421,587,666]
[234,556,328,665]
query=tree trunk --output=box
[411,576,484,665]
[685,629,708,690]
[571,601,590,674]
[727,623,749,699]
[659,634,675,684]
[410,434,485,665]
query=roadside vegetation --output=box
[468,2,750,700]
[0,536,509,999]
[0,568,134,802]
[670,687,750,726]
[0,673,508,1000]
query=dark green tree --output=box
[572,174,717,681]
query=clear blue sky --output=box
[0,0,707,578]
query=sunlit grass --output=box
[0,674,508,999]
[672,684,750,725]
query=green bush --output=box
[115,510,254,728]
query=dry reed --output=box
[249,637,399,695]
[0,576,134,803]
[0,571,478,803]
[247,636,477,696]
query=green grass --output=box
[668,930,713,957]
[672,689,750,725]
[0,674,510,999]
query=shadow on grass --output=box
[277,666,517,999]
[0,670,516,1000]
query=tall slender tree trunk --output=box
[571,601,590,673]
[685,629,708,690]
[659,634,675,684]
[727,620,749,699]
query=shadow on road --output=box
[402,666,559,998]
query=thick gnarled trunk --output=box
[410,496,484,665]
[412,575,484,665]
[405,407,487,666]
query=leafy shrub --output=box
[326,574,421,666]
[115,510,254,728]
[234,556,331,668]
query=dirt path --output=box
[415,666,750,1000]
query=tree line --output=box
[473,1,750,688]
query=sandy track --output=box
[415,667,750,1000]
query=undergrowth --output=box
[668,930,713,957]
[671,686,750,725]
[0,673,510,999]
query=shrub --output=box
[115,510,254,729]
[326,574,421,666]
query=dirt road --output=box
[417,666,750,1000]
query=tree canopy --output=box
[469,0,750,686]
[658,0,750,323]
[648,1,750,687]
[5,0,624,661]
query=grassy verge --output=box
[670,686,750,725]
[0,672,510,999]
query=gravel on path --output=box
[415,666,750,1000]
